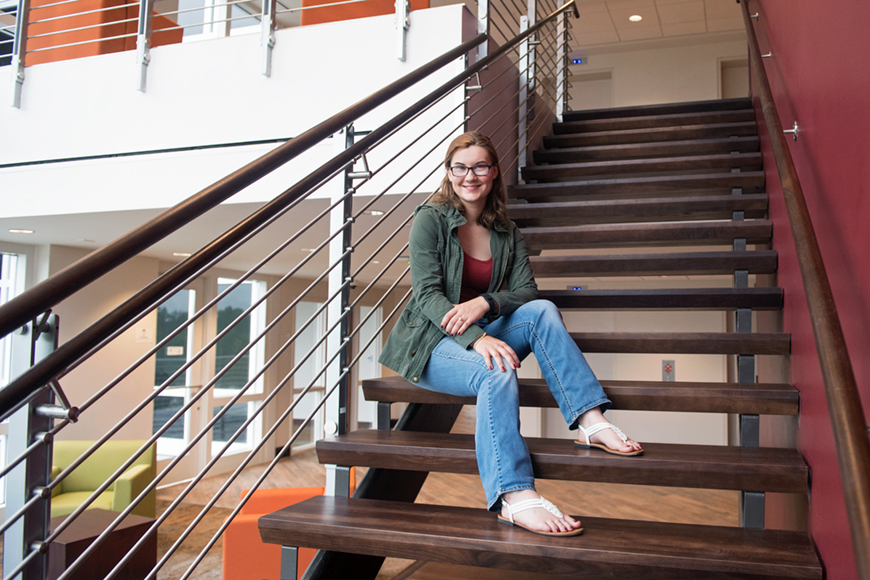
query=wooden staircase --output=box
[259,98,823,579]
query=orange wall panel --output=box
[25,0,182,65]
[300,0,429,27]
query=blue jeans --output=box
[417,299,610,511]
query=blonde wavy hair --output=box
[430,131,509,229]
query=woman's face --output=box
[448,145,498,208]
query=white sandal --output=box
[496,496,583,537]
[575,422,643,456]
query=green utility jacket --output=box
[379,203,538,384]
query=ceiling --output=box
[569,0,744,49]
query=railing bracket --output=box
[466,72,482,91]
[784,121,799,141]
[348,153,372,181]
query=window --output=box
[291,301,326,449]
[214,278,266,396]
[152,288,196,458]
[211,278,266,454]
[0,252,23,510]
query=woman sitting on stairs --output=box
[379,131,643,537]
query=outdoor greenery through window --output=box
[153,289,195,452]
[215,278,265,394]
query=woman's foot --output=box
[576,408,643,455]
[498,489,582,535]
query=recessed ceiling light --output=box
[366,210,385,216]
[9,228,34,234]
[629,14,643,22]
[173,252,192,257]
[78,238,96,243]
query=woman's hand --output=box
[441,297,489,337]
[473,335,520,372]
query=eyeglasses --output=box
[449,164,493,177]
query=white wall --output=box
[568,34,747,109]
[0,5,469,218]
[46,245,161,442]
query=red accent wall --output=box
[750,2,870,579]
[27,0,182,66]
[300,0,429,27]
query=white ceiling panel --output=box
[657,0,705,24]
[661,20,707,36]
[616,24,664,41]
[706,17,744,31]
[704,0,742,20]
[575,11,618,33]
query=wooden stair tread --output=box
[507,194,768,226]
[509,172,765,200]
[562,97,752,122]
[529,250,777,277]
[554,110,756,134]
[316,431,806,493]
[260,497,820,579]
[543,122,758,148]
[523,153,762,180]
[534,137,760,164]
[362,375,799,415]
[569,332,789,355]
[521,221,771,251]
[538,287,783,311]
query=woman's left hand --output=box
[441,296,489,336]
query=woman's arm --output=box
[488,223,538,317]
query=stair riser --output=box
[569,333,790,355]
[554,111,756,134]
[529,251,778,278]
[540,289,783,311]
[534,137,760,164]
[523,154,762,181]
[509,173,765,200]
[544,123,757,148]
[522,222,772,251]
[508,195,769,227]
[563,97,753,122]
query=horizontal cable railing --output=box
[739,2,870,580]
[0,2,576,578]
[7,0,384,64]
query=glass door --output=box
[207,278,267,472]
[152,284,205,481]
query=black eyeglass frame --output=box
[448,164,493,177]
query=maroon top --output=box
[459,252,493,304]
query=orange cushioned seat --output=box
[222,486,324,580]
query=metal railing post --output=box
[324,125,355,498]
[555,1,568,122]
[476,0,489,62]
[136,0,155,92]
[261,0,277,76]
[10,0,30,108]
[395,0,409,61]
[3,314,59,580]
[517,15,530,183]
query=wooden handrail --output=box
[739,2,870,579]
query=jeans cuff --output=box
[567,397,612,430]
[488,483,537,512]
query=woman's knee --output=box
[522,299,563,323]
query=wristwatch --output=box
[481,293,498,321]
